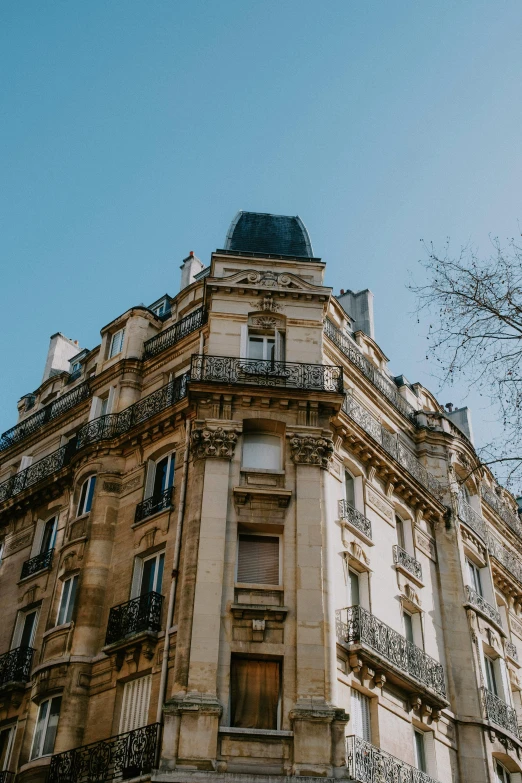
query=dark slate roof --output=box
[224,211,314,258]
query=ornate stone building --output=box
[0,211,521,783]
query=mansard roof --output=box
[224,211,314,258]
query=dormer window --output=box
[109,329,125,359]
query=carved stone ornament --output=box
[289,434,334,469]
[191,427,238,460]
[249,295,282,313]
[247,271,292,288]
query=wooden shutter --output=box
[351,689,371,741]
[130,558,143,599]
[144,461,156,499]
[30,519,45,557]
[423,731,438,778]
[119,675,152,734]
[19,456,33,473]
[88,397,101,421]
[499,657,512,705]
[240,324,248,358]
[275,330,285,361]
[106,386,117,414]
[237,535,279,585]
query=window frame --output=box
[348,568,360,607]
[77,475,96,517]
[495,760,512,783]
[413,729,427,773]
[345,470,356,509]
[109,328,125,359]
[12,608,39,650]
[229,656,282,731]
[57,575,79,626]
[145,452,175,500]
[0,725,15,772]
[30,696,62,759]
[467,558,483,596]
[130,551,165,599]
[241,432,282,472]
[351,688,371,742]
[235,532,282,587]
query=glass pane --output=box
[84,477,96,513]
[404,612,414,644]
[349,571,360,606]
[267,339,275,361]
[65,577,78,623]
[396,518,405,549]
[0,727,12,770]
[248,337,264,360]
[155,554,164,593]
[58,580,72,626]
[31,700,49,759]
[42,697,61,756]
[20,611,37,648]
[242,434,281,470]
[154,456,173,495]
[414,731,426,772]
[345,474,355,507]
[40,518,57,553]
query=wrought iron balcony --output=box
[48,722,161,783]
[190,354,344,393]
[342,394,444,502]
[337,605,446,700]
[393,545,422,582]
[506,641,519,662]
[346,735,439,783]
[481,484,522,539]
[338,499,372,540]
[77,373,189,449]
[464,585,502,627]
[135,487,173,523]
[143,306,207,360]
[324,319,418,424]
[482,687,519,738]
[0,443,72,504]
[0,382,90,452]
[21,548,54,579]
[0,645,34,687]
[487,535,522,588]
[458,498,487,541]
[105,591,164,646]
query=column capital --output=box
[190,425,238,460]
[289,433,334,469]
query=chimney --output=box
[336,289,375,339]
[180,251,204,291]
[42,333,81,383]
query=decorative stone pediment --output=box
[289,434,333,469]
[191,426,238,460]
[208,268,327,296]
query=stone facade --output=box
[0,212,521,783]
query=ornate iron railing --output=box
[346,735,440,783]
[481,484,522,539]
[464,585,502,627]
[324,319,418,424]
[77,374,189,449]
[190,354,344,393]
[135,487,173,523]
[143,307,207,360]
[0,382,90,451]
[0,646,34,687]
[21,548,54,579]
[337,605,446,699]
[482,688,519,737]
[506,640,519,662]
[393,545,423,582]
[487,535,522,588]
[458,498,487,541]
[0,771,15,783]
[338,499,372,539]
[48,722,161,783]
[0,444,72,504]
[342,394,444,501]
[105,591,164,646]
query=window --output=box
[413,730,427,773]
[403,612,414,644]
[351,689,371,741]
[30,696,61,759]
[57,576,78,625]
[348,569,360,606]
[345,471,355,508]
[40,517,57,554]
[396,516,405,550]
[145,453,175,499]
[496,761,511,783]
[237,534,280,585]
[242,434,281,471]
[13,610,38,649]
[467,559,483,596]
[70,360,82,375]
[131,552,165,598]
[77,476,96,516]
[109,329,125,359]
[230,658,280,730]
[0,726,15,772]
[484,655,498,695]
[151,300,169,317]
[119,675,152,733]
[242,322,285,363]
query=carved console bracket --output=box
[191,425,238,460]
[289,434,334,469]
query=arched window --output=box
[77,476,96,516]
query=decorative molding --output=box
[249,295,282,313]
[365,486,394,526]
[191,427,238,460]
[415,528,437,563]
[122,476,142,494]
[102,481,122,494]
[510,614,522,641]
[6,529,33,554]
[289,434,333,469]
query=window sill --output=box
[219,727,293,738]
[240,468,285,475]
[235,582,283,591]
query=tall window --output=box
[237,534,280,585]
[12,609,38,649]
[348,569,360,607]
[396,516,405,550]
[145,453,175,499]
[345,471,355,508]
[242,434,281,471]
[57,576,78,625]
[119,675,152,733]
[30,697,61,759]
[109,329,125,358]
[403,611,414,645]
[0,726,15,772]
[243,322,285,364]
[484,655,498,695]
[40,517,57,554]
[351,689,371,741]
[413,730,427,773]
[495,761,511,783]
[77,476,96,516]
[230,658,280,730]
[467,559,483,596]
[131,552,165,598]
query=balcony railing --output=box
[190,354,344,393]
[506,640,519,662]
[0,443,72,504]
[464,585,502,627]
[393,545,422,582]
[487,535,522,588]
[342,394,444,502]
[77,373,189,449]
[0,646,34,687]
[482,688,519,737]
[458,498,487,541]
[0,772,15,783]
[338,500,372,540]
[143,306,207,360]
[337,605,446,699]
[134,487,173,523]
[324,319,418,424]
[21,548,54,579]
[48,722,161,783]
[346,735,440,783]
[0,382,90,452]
[105,591,164,646]
[481,484,522,539]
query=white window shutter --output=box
[240,324,248,358]
[11,613,25,649]
[30,519,45,558]
[119,675,152,733]
[237,536,279,585]
[89,397,101,421]
[275,330,285,362]
[18,456,33,473]
[106,386,117,414]
[499,657,512,705]
[351,689,371,742]
[423,731,438,778]
[144,461,156,500]
[130,559,143,599]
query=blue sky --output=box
[1,1,521,474]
